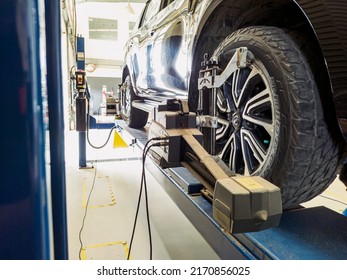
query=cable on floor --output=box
[78,160,98,260]
[127,137,169,260]
[86,93,116,149]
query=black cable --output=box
[144,142,169,260]
[127,138,169,260]
[70,64,76,73]
[86,96,116,149]
[127,140,153,260]
[87,125,116,150]
[78,160,97,260]
[143,145,153,259]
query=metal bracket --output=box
[196,115,218,128]
[148,98,282,234]
[196,47,248,155]
[198,47,248,90]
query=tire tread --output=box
[213,26,343,208]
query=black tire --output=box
[209,26,343,209]
[120,75,148,128]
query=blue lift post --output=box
[76,36,88,168]
[0,0,69,260]
[0,0,51,259]
[45,0,69,259]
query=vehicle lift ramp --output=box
[139,48,347,259]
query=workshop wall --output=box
[87,76,121,115]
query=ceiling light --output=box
[86,63,96,73]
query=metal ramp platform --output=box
[126,125,347,260]
[236,206,347,260]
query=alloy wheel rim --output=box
[217,55,276,176]
[123,80,131,118]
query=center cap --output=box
[232,111,241,130]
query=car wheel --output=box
[120,75,148,128]
[209,26,342,209]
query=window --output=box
[89,17,118,41]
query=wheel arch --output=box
[121,65,130,84]
[189,0,346,142]
[121,64,139,95]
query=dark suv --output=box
[120,0,347,209]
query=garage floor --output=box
[63,120,347,260]
[65,123,220,260]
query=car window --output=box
[140,0,162,27]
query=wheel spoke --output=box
[220,131,243,174]
[124,88,131,117]
[243,89,274,137]
[240,128,267,174]
[223,80,237,111]
[216,118,230,141]
[231,69,240,108]
[232,66,258,108]
[217,88,231,113]
[236,66,258,108]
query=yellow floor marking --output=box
[82,176,117,209]
[80,241,130,260]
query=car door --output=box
[147,0,190,98]
[126,0,162,94]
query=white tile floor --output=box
[65,125,220,260]
[64,121,347,260]
[302,177,347,215]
